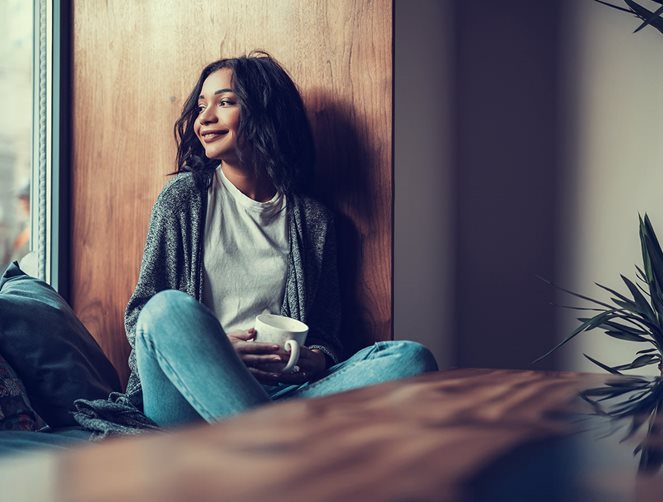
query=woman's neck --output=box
[220,161,276,202]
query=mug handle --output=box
[282,340,300,372]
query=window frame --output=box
[30,0,70,297]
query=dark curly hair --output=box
[174,51,315,195]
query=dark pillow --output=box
[0,352,47,431]
[0,262,121,427]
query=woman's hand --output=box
[227,328,283,371]
[250,346,328,385]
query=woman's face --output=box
[194,68,241,163]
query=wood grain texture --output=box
[0,369,634,501]
[71,0,393,383]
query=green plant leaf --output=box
[584,353,623,375]
[536,275,615,310]
[635,266,651,294]
[604,330,650,342]
[626,411,655,442]
[576,312,655,341]
[594,310,658,337]
[642,214,663,283]
[582,387,626,398]
[640,215,655,285]
[639,215,663,324]
[614,354,661,371]
[593,279,658,325]
[633,5,663,33]
[532,311,614,364]
[624,0,663,35]
[595,280,657,324]
[575,310,663,351]
[611,297,643,313]
[596,281,637,304]
[594,0,636,15]
[622,275,657,322]
[601,319,651,337]
[558,305,607,312]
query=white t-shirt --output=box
[202,166,289,333]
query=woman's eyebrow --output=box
[198,88,233,100]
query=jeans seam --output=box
[289,363,356,395]
[290,344,381,395]
[138,331,215,422]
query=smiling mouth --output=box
[201,130,229,143]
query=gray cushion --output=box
[0,262,121,427]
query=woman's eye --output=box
[218,99,232,107]
[197,104,206,114]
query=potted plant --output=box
[536,215,663,374]
[536,1,663,477]
[535,1,663,374]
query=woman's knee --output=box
[137,290,207,337]
[136,290,232,362]
[143,289,194,313]
[379,340,439,373]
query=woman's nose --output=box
[198,106,217,124]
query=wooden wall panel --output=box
[71,0,392,384]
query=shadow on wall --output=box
[452,0,564,371]
[306,89,378,358]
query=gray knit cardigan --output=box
[73,171,342,437]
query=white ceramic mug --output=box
[254,314,309,372]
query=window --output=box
[0,0,33,272]
[1,0,67,292]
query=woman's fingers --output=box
[251,368,308,385]
[234,342,324,384]
[227,328,256,341]
[241,354,284,365]
[294,347,327,374]
[231,340,288,368]
[232,340,280,354]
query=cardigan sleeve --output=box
[123,182,190,399]
[303,209,343,365]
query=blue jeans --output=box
[135,290,438,427]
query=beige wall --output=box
[558,1,663,375]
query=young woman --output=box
[74,52,437,435]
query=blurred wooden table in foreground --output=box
[3,368,663,501]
